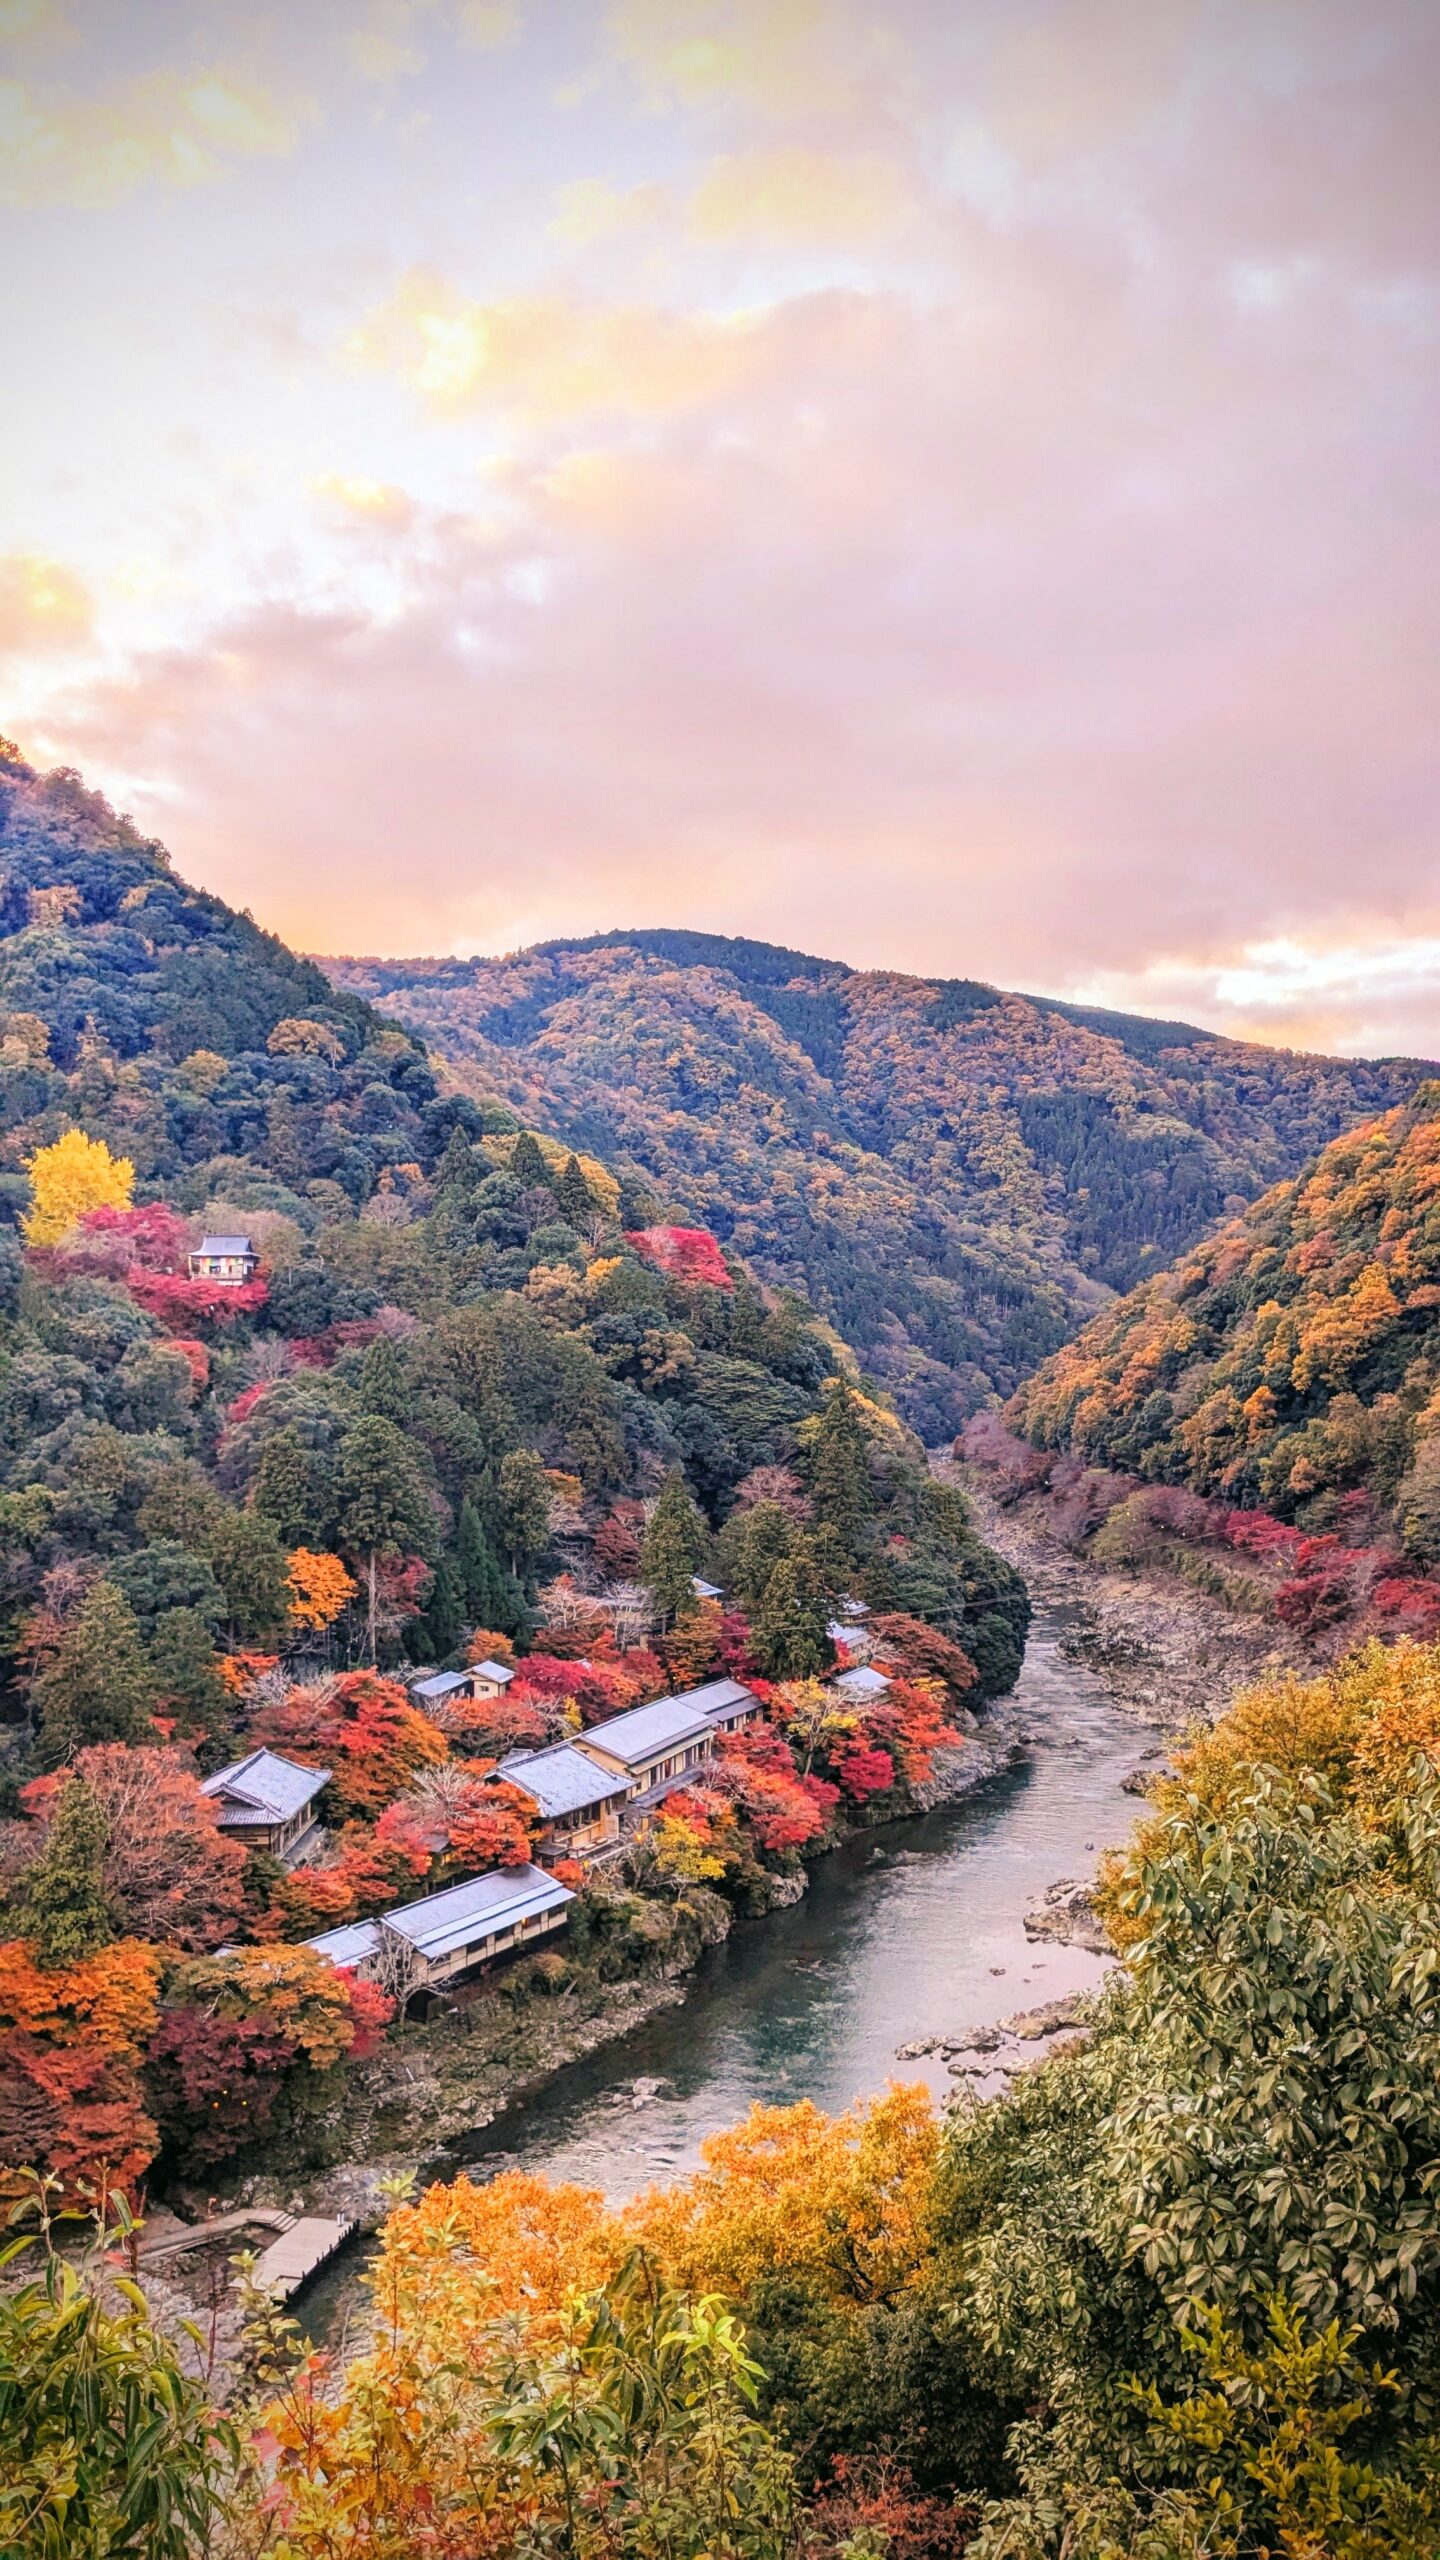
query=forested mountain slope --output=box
[326,928,1430,1437]
[1010,1082,1440,1552]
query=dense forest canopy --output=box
[327,927,1431,1439]
[1009,1083,1440,1553]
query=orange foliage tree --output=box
[286,1548,357,1634]
[0,1936,161,2195]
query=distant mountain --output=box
[324,928,1432,1438]
[1009,1080,1440,1548]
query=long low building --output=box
[573,1676,762,1806]
[307,1863,575,1994]
[494,1741,633,1858]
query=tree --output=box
[109,1538,223,1635]
[251,1422,321,1546]
[726,1500,798,1620]
[34,1580,154,1768]
[50,1743,248,1951]
[807,1381,873,1561]
[357,1332,410,1425]
[642,1469,708,1626]
[333,1415,436,1657]
[285,1547,356,1635]
[496,1445,552,1579]
[8,1777,117,1969]
[0,2189,235,2560]
[206,1506,291,1646]
[457,1495,507,1623]
[555,1152,596,1226]
[21,1127,134,1246]
[414,1553,464,1661]
[147,1605,232,1747]
[508,1130,551,1190]
[752,1540,833,1681]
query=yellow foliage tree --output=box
[286,1548,357,1633]
[22,1127,134,1246]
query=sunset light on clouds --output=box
[2,0,1437,1053]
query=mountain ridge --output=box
[325,930,1434,1438]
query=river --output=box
[300,1608,1145,2340]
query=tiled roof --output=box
[305,1919,382,1968]
[830,1664,892,1699]
[380,1864,574,1963]
[202,1748,329,1825]
[498,1743,633,1818]
[411,1669,472,1701]
[579,1678,756,1770]
[195,1235,254,1256]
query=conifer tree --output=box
[207,1509,291,1647]
[555,1153,596,1227]
[416,1554,464,1661]
[149,1607,232,1749]
[35,1580,154,1768]
[457,1497,506,1624]
[808,1382,873,1562]
[752,1538,833,1680]
[333,1415,436,1656]
[508,1132,551,1191]
[642,1469,707,1625]
[433,1123,479,1205]
[730,1500,796,1619]
[13,1777,117,1967]
[496,1447,552,1579]
[250,1425,320,1548]
[357,1333,409,1426]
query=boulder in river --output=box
[1023,1876,1110,1955]
[999,1994,1089,2040]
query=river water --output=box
[300,1611,1144,2340]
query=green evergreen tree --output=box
[357,1333,410,1426]
[729,1499,797,1619]
[414,1554,464,1662]
[149,1606,232,1752]
[250,1424,320,1548]
[807,1381,873,1562]
[35,1581,154,1768]
[333,1414,437,1656]
[12,1776,117,1967]
[508,1131,551,1190]
[433,1123,479,1206]
[641,1468,707,1625]
[555,1153,596,1227]
[496,1446,552,1579]
[457,1496,507,1624]
[206,1509,291,1647]
[752,1538,833,1680]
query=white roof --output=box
[498,1743,633,1818]
[831,1664,892,1700]
[580,1678,757,1770]
[411,1669,472,1701]
[838,1596,870,1620]
[305,1919,382,1968]
[471,1658,515,1685]
[195,1234,254,1256]
[202,1748,328,1826]
[380,1864,574,1963]
[691,1576,724,1600]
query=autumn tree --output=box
[34,1579,154,1768]
[21,1127,134,1246]
[642,1468,707,1625]
[63,1743,248,1951]
[286,1547,356,1635]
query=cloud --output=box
[688,143,913,242]
[345,270,762,419]
[310,474,417,527]
[0,61,313,207]
[603,0,897,120]
[0,554,93,659]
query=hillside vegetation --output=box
[0,749,1025,2201]
[326,928,1429,1438]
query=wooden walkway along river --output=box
[141,2206,355,2301]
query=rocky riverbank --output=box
[950,1463,1302,1732]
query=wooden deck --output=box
[140,2207,355,2300]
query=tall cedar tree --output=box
[642,1469,708,1625]
[35,1580,154,1767]
[555,1153,596,1226]
[753,1539,834,1679]
[206,1509,291,1646]
[414,1554,464,1662]
[432,1123,479,1206]
[457,1497,507,1624]
[357,1334,410,1426]
[808,1382,873,1561]
[11,1776,117,1967]
[148,1606,232,1749]
[495,1447,552,1578]
[332,1415,436,1656]
[508,1131,551,1191]
[729,1500,797,1619]
[250,1424,321,1547]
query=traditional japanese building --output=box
[574,1677,762,1808]
[306,1862,575,1995]
[202,1747,329,1866]
[494,1741,633,1859]
[187,1233,258,1283]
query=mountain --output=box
[1008,1081,1440,1554]
[324,928,1432,1439]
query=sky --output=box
[1,0,1438,1058]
